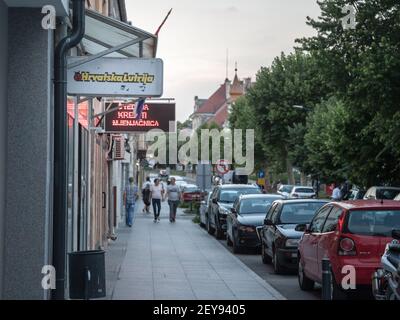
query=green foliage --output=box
[231,51,330,181]
[298,0,400,186]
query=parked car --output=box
[297,200,400,299]
[260,199,328,273]
[199,190,213,228]
[226,194,284,253]
[207,184,262,239]
[159,169,168,178]
[289,186,316,199]
[363,186,400,200]
[277,185,294,199]
[148,173,159,184]
[345,187,366,200]
[176,180,188,190]
[182,184,204,202]
[169,175,185,182]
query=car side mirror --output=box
[392,229,400,240]
[212,198,218,204]
[264,219,273,226]
[231,207,237,214]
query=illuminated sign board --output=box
[105,102,175,133]
[67,57,163,97]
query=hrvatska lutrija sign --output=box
[67,57,163,97]
[105,102,176,133]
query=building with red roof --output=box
[190,67,252,130]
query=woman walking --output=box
[142,177,151,213]
[166,177,181,223]
[150,178,164,223]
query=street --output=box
[216,239,321,300]
[108,202,284,300]
[1,0,400,303]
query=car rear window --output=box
[239,197,281,214]
[280,202,326,224]
[219,188,261,203]
[279,185,293,193]
[347,210,400,236]
[294,188,314,193]
[376,189,400,200]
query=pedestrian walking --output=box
[123,177,139,227]
[331,183,341,201]
[142,177,151,213]
[151,178,165,223]
[166,177,181,223]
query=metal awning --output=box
[80,9,157,59]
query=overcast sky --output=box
[126,0,321,122]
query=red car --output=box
[297,200,400,299]
[182,185,204,203]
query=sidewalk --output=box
[107,201,285,300]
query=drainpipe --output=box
[53,0,85,300]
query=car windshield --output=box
[280,202,326,224]
[219,188,261,203]
[239,198,281,214]
[279,185,293,193]
[347,210,400,237]
[376,189,400,200]
[294,188,314,193]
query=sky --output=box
[125,0,322,122]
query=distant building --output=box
[190,67,252,130]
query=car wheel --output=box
[261,242,272,264]
[298,258,314,291]
[386,286,398,301]
[216,227,225,240]
[227,232,233,247]
[232,233,241,254]
[207,216,215,235]
[330,269,347,300]
[272,248,285,274]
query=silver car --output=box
[289,186,316,199]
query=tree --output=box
[298,0,400,186]
[244,51,330,183]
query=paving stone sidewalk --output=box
[108,201,285,300]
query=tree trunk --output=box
[286,157,295,185]
[300,172,307,185]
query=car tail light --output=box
[338,237,357,256]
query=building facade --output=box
[0,0,157,299]
[190,69,252,131]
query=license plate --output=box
[292,253,297,258]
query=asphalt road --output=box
[216,239,322,300]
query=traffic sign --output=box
[216,159,230,175]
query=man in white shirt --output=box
[332,184,342,201]
[150,178,165,223]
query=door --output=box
[227,199,238,240]
[317,206,343,277]
[264,203,280,257]
[262,203,276,248]
[302,205,332,280]
[209,188,219,227]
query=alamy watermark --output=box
[41,265,56,290]
[41,5,56,30]
[145,124,255,175]
[341,5,357,30]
